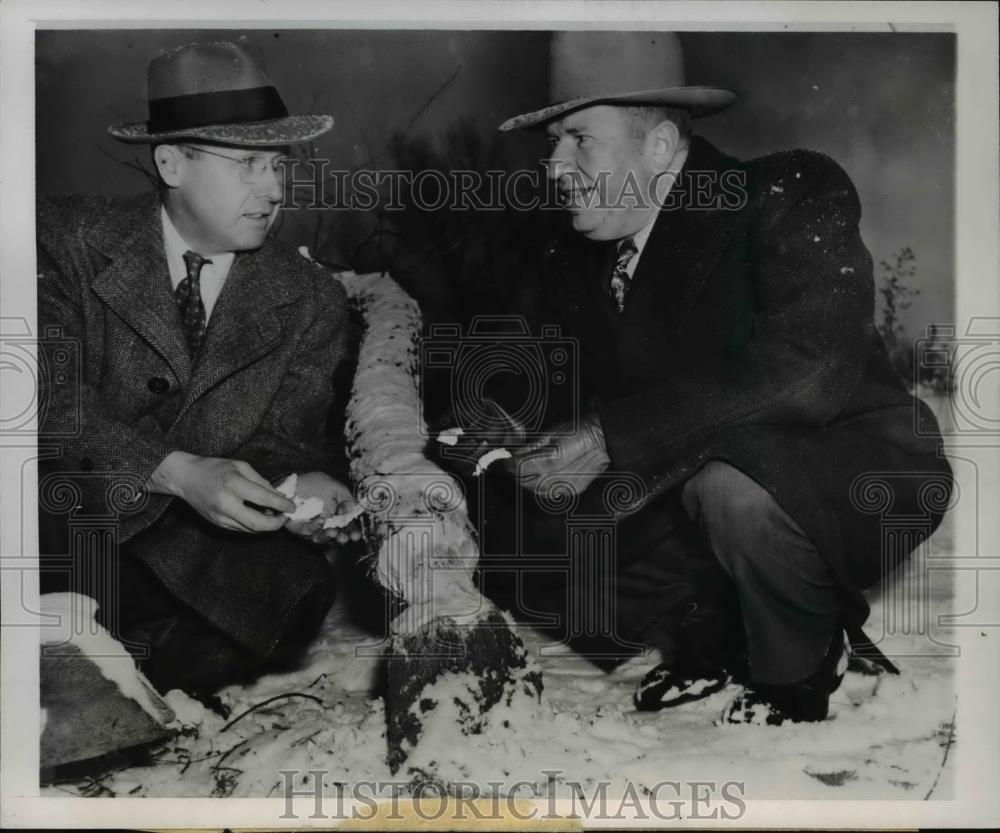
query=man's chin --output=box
[569,212,601,239]
[570,216,619,242]
[233,231,270,252]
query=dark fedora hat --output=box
[499,31,735,131]
[108,41,333,146]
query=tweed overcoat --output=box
[541,136,953,626]
[37,191,352,654]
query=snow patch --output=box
[163,689,216,729]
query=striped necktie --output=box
[609,235,639,313]
[176,250,210,358]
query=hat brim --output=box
[498,87,736,132]
[107,114,334,146]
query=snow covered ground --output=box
[44,398,959,803]
[45,518,956,803]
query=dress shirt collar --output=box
[160,206,234,320]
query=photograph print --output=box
[4,6,997,829]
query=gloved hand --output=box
[433,397,526,477]
[504,413,610,498]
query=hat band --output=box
[147,85,288,133]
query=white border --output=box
[3,1,999,829]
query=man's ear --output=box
[153,144,184,188]
[647,120,681,170]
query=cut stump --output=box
[385,606,543,778]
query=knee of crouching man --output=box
[682,461,771,523]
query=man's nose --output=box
[545,138,574,181]
[256,166,284,202]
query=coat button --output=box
[147,376,170,394]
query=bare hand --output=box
[147,451,295,533]
[283,471,362,545]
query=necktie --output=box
[609,235,638,313]
[176,250,210,358]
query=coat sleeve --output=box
[598,153,876,487]
[36,198,178,527]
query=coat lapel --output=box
[86,192,305,408]
[181,244,302,407]
[88,193,192,383]
[546,229,619,338]
[622,136,749,339]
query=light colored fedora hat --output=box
[499,31,735,131]
[108,41,334,146]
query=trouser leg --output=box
[680,461,840,685]
[612,498,743,669]
[505,487,740,670]
[96,555,335,695]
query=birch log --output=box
[336,270,542,780]
[337,270,482,629]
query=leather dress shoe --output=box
[724,630,849,726]
[634,658,730,711]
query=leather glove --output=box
[433,397,527,477]
[504,412,610,498]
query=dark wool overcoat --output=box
[541,136,953,627]
[37,191,351,655]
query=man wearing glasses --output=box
[37,41,355,700]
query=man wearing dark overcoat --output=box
[497,32,953,724]
[37,41,357,698]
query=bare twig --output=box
[307,672,330,689]
[211,765,244,798]
[291,728,323,748]
[923,703,957,799]
[211,738,250,773]
[92,139,157,187]
[220,692,325,733]
[293,64,461,268]
[403,64,463,134]
[79,775,115,797]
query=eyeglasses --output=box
[179,144,293,185]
